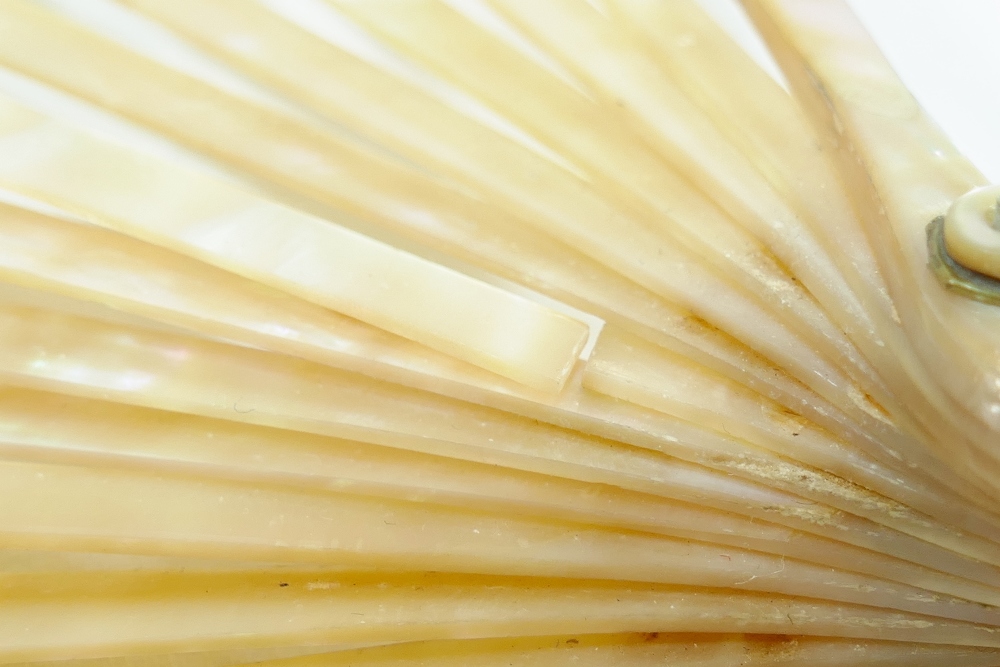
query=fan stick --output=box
[5,456,1000,626]
[233,633,1000,667]
[118,0,870,417]
[0,305,999,589]
[5,569,1000,662]
[487,0,881,383]
[0,0,884,432]
[332,0,887,425]
[0,103,587,393]
[1,386,997,605]
[6,201,996,553]
[608,0,994,523]
[585,326,1000,558]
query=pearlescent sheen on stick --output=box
[0,99,588,392]
[743,0,1000,502]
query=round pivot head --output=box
[928,184,1000,305]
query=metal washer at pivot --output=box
[928,185,1000,305]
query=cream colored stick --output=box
[329,0,908,474]
[0,0,882,433]
[584,326,1000,560]
[0,203,899,489]
[0,99,587,392]
[4,568,1000,662]
[0,392,820,564]
[0,1,839,416]
[0,197,904,508]
[742,0,1000,501]
[606,0,959,477]
[116,0,912,461]
[487,0,883,383]
[609,0,896,327]
[0,203,531,395]
[1,304,1000,590]
[4,199,986,538]
[120,0,876,412]
[0,0,940,490]
[0,645,356,667]
[4,386,999,606]
[0,548,352,574]
[8,209,993,560]
[234,633,1000,667]
[0,206,852,512]
[7,457,1000,627]
[322,0,999,511]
